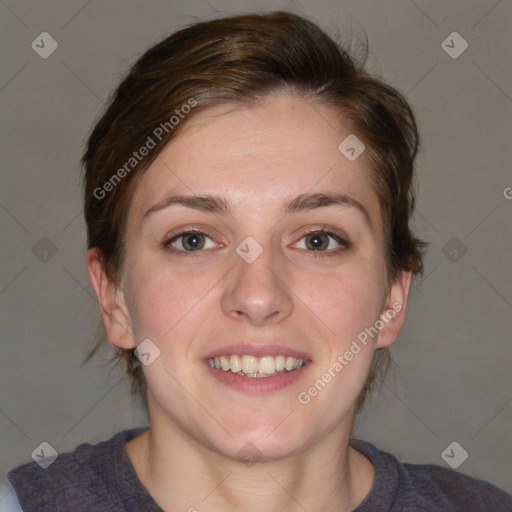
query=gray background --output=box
[1,0,511,497]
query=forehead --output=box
[128,94,380,225]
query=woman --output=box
[6,11,512,511]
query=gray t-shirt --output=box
[5,427,512,511]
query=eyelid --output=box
[163,225,223,244]
[289,231,351,263]
[170,231,217,249]
[292,225,351,245]
[162,226,224,257]
[162,224,351,258]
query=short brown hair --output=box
[82,11,427,413]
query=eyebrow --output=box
[283,192,373,230]
[142,192,373,230]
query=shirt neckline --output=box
[112,427,164,511]
[111,427,398,511]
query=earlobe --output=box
[86,247,135,349]
[376,270,413,349]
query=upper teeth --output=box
[209,355,304,375]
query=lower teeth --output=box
[209,361,306,377]
[240,371,285,378]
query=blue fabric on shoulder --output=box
[0,476,23,512]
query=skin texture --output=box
[87,93,412,511]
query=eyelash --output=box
[162,229,217,258]
[293,227,351,259]
[162,227,352,259]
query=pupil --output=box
[309,234,325,249]
[186,234,201,248]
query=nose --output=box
[220,243,294,326]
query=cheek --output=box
[299,263,386,344]
[124,261,219,344]
[295,270,385,419]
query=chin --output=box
[204,412,313,463]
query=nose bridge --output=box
[221,235,293,324]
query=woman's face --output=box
[112,94,407,460]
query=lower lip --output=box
[205,361,310,394]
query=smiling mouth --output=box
[208,354,306,378]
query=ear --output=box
[376,270,413,349]
[86,247,135,349]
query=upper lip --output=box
[203,344,312,361]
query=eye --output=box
[293,229,350,255]
[164,230,218,253]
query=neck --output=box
[125,403,373,512]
